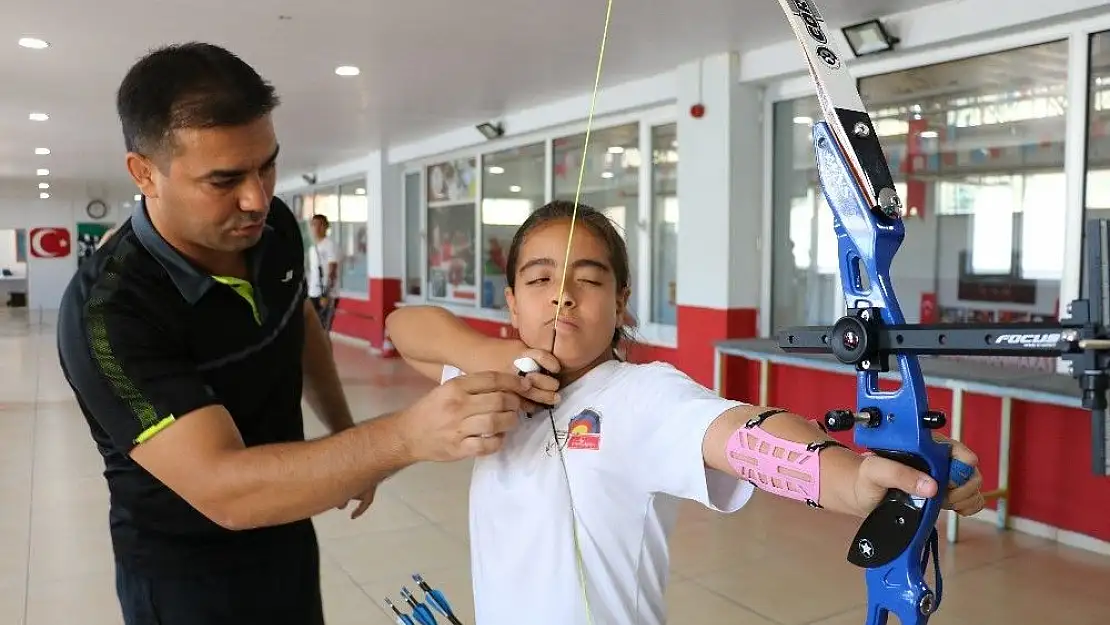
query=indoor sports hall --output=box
[1,1,1109,624]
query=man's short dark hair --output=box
[116,42,280,159]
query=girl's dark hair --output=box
[505,200,633,352]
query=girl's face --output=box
[505,219,629,376]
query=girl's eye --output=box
[525,276,550,286]
[579,279,602,286]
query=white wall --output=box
[0,197,128,310]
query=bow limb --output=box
[772,1,974,624]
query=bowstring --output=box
[549,2,613,623]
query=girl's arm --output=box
[385,306,517,380]
[702,406,983,518]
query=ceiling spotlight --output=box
[35,147,50,155]
[39,183,49,189]
[509,185,522,193]
[334,65,360,76]
[18,37,49,49]
[39,192,50,199]
[476,122,504,140]
[36,168,49,176]
[29,112,48,121]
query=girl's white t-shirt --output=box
[439,359,755,625]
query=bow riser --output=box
[812,119,952,625]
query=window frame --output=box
[398,104,680,346]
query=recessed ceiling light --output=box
[29,112,48,121]
[39,192,50,199]
[39,183,49,189]
[34,147,50,155]
[334,65,360,76]
[19,37,49,49]
[509,185,522,193]
[36,168,49,176]
[488,166,505,175]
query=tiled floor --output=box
[2,307,1109,624]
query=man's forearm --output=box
[303,302,356,433]
[386,306,512,373]
[212,412,412,530]
[703,406,867,516]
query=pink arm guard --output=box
[725,408,847,508]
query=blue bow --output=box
[771,1,1110,623]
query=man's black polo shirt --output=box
[57,197,315,575]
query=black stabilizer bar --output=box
[775,220,1110,475]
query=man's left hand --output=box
[338,485,377,519]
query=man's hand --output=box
[338,484,377,519]
[395,371,556,461]
[851,434,985,518]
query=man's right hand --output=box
[396,371,556,461]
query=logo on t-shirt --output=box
[567,409,602,451]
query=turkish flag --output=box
[29,227,72,258]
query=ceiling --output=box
[1,0,951,199]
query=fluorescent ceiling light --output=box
[509,185,522,193]
[793,116,813,125]
[488,166,504,175]
[39,183,49,189]
[608,146,625,154]
[36,168,49,176]
[334,65,360,76]
[19,37,49,49]
[601,171,614,179]
[29,112,48,121]
[919,130,939,139]
[35,147,50,155]
[39,192,50,199]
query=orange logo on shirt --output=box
[567,409,601,451]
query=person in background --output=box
[308,213,339,330]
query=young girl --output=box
[385,200,985,625]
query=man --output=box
[307,213,339,330]
[56,42,553,625]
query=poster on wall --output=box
[77,222,114,264]
[426,158,476,203]
[427,204,476,302]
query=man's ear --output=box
[504,286,521,329]
[125,152,160,199]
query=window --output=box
[771,41,1070,373]
[553,123,641,317]
[1082,31,1110,301]
[651,123,678,325]
[426,157,478,304]
[480,143,545,310]
[404,171,423,297]
[338,182,368,295]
